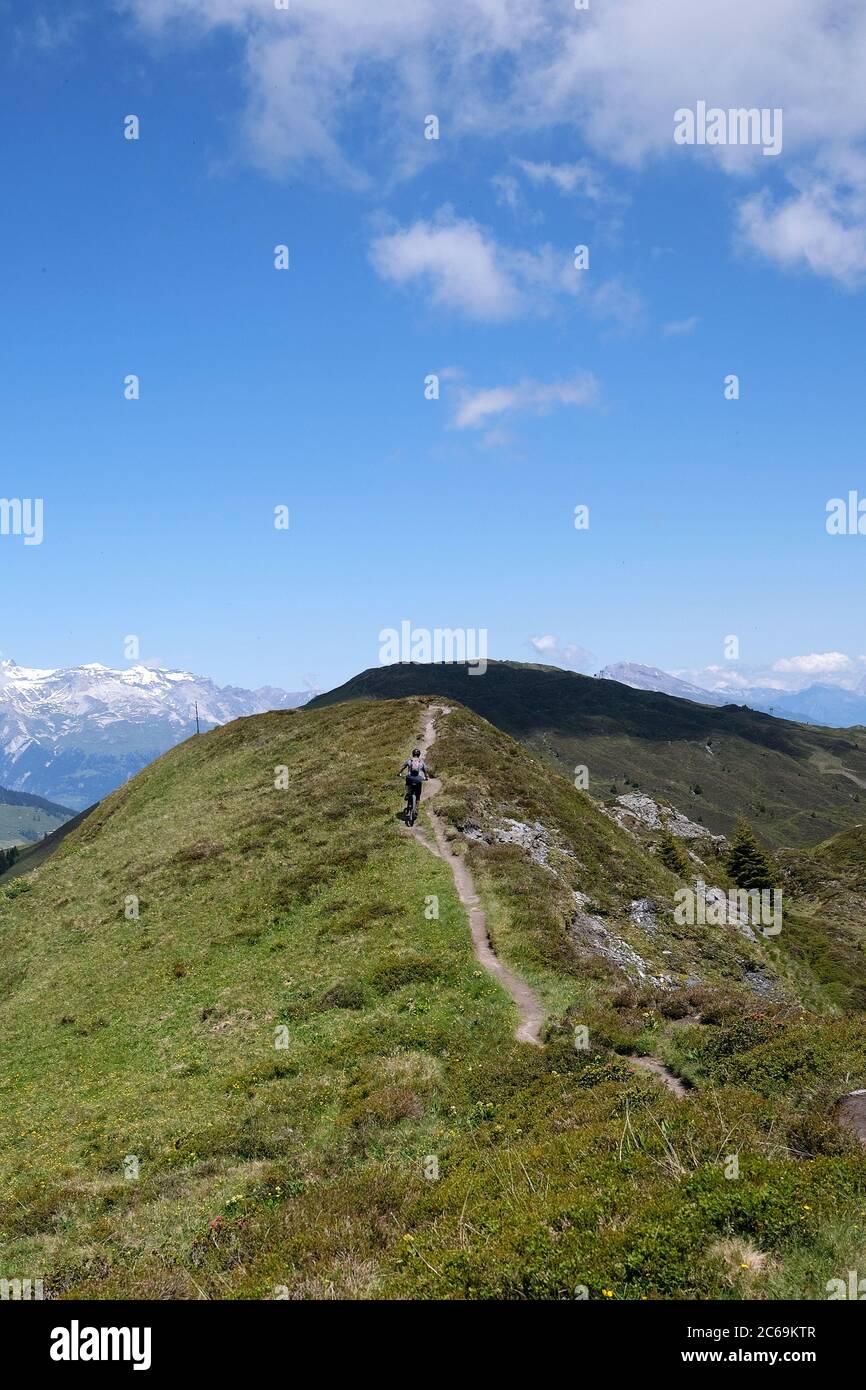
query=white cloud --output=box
[25,11,86,50]
[121,1,866,174]
[369,213,523,319]
[738,160,866,286]
[662,315,701,336]
[771,652,853,675]
[122,0,549,183]
[454,372,600,429]
[531,1,866,169]
[120,0,866,282]
[491,173,523,212]
[490,172,545,225]
[680,652,866,694]
[589,276,646,331]
[369,210,579,320]
[369,209,645,324]
[514,159,608,201]
[675,665,753,691]
[529,636,595,672]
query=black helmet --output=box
[412,748,421,756]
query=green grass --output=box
[309,661,866,848]
[1,695,865,1300]
[0,794,72,851]
[0,699,519,1296]
[805,823,866,887]
[0,805,94,881]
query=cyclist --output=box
[400,747,430,821]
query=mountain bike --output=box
[405,782,422,825]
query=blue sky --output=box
[2,0,865,694]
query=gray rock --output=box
[629,897,660,936]
[572,892,674,989]
[471,817,575,871]
[606,792,725,843]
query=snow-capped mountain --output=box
[595,662,731,706]
[595,662,866,727]
[0,659,311,808]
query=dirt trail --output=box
[405,705,545,1047]
[628,1054,688,1098]
[835,1090,866,1146]
[811,755,866,791]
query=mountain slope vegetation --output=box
[0,803,96,882]
[1,697,865,1300]
[309,662,866,848]
[776,825,866,1012]
[0,658,310,808]
[0,786,73,851]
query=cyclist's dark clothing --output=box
[401,757,430,780]
[401,756,428,811]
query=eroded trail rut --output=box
[405,705,545,1047]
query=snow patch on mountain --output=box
[0,659,311,808]
[596,663,729,706]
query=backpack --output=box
[408,756,423,777]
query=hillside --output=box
[806,823,866,887]
[772,825,866,1012]
[0,786,74,851]
[0,803,96,882]
[309,662,866,848]
[2,696,866,1300]
[0,658,310,808]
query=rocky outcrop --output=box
[605,792,725,843]
[571,891,675,988]
[463,817,574,870]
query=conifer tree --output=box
[658,829,689,876]
[725,819,777,890]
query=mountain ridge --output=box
[308,660,866,847]
[2,695,865,1299]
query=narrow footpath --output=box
[405,705,545,1047]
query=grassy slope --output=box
[808,824,866,885]
[0,789,73,850]
[1,697,865,1300]
[0,805,95,881]
[309,662,866,848]
[776,825,866,1012]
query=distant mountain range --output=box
[0,660,310,809]
[596,662,866,728]
[5,652,865,825]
